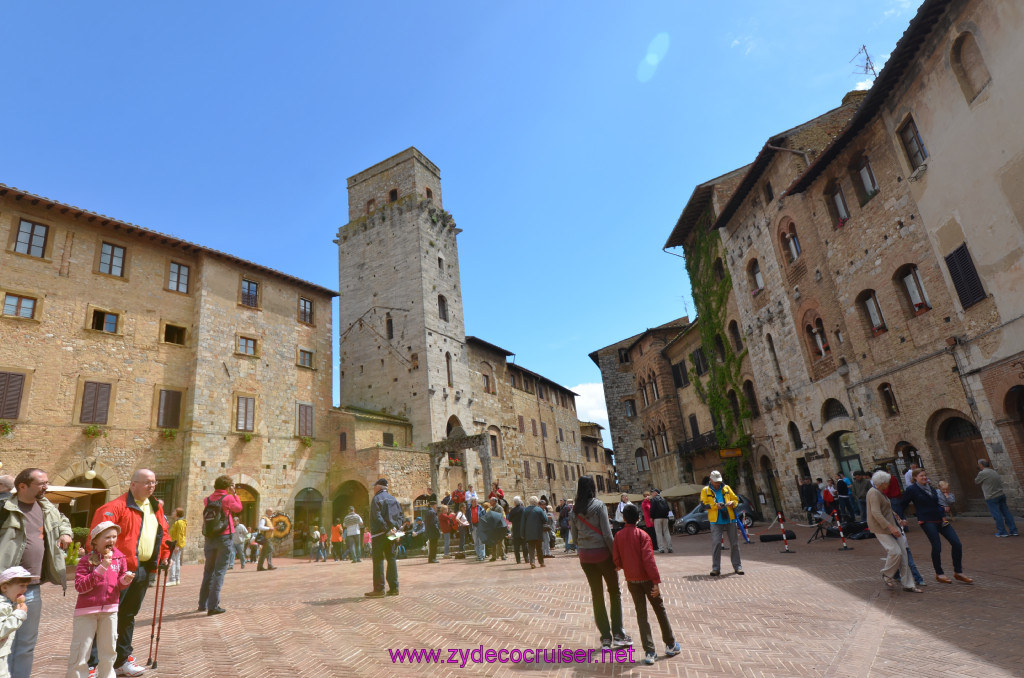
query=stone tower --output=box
[337,148,472,448]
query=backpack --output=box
[202,497,229,538]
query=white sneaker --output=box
[115,660,146,676]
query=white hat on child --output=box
[0,566,33,586]
[90,520,121,543]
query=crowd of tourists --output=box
[0,455,1017,674]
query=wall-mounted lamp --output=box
[84,457,97,480]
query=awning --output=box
[44,486,108,504]
[660,483,706,499]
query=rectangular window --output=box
[524,460,531,479]
[298,297,314,324]
[858,161,878,195]
[617,348,630,364]
[547,463,556,480]
[382,431,394,446]
[945,243,986,309]
[558,427,564,442]
[2,294,36,319]
[339,432,347,451]
[80,381,111,425]
[241,279,259,308]
[672,362,689,387]
[14,220,48,258]
[0,372,26,419]
[538,385,545,400]
[531,419,538,436]
[625,399,636,417]
[490,434,499,457]
[536,462,542,478]
[899,117,928,170]
[163,324,186,345]
[482,374,490,392]
[518,415,525,432]
[168,262,189,293]
[157,389,182,428]
[692,348,709,376]
[298,404,314,436]
[152,478,176,508]
[98,242,126,277]
[236,396,255,432]
[298,349,313,368]
[238,336,256,355]
[585,446,591,461]
[91,310,119,334]
[541,422,547,438]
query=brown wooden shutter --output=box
[237,396,254,431]
[518,415,525,432]
[524,460,530,479]
[0,372,25,419]
[94,383,111,424]
[298,404,313,437]
[159,390,181,428]
[945,244,986,309]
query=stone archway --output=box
[58,476,109,529]
[934,415,988,506]
[759,452,781,516]
[332,480,369,525]
[1001,386,1024,470]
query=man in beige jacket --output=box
[866,470,921,593]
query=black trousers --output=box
[512,535,525,563]
[427,536,438,562]
[626,581,675,653]
[580,558,623,641]
[371,536,398,592]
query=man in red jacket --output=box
[197,476,243,616]
[612,504,680,665]
[89,468,170,676]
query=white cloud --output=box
[571,382,610,446]
[730,38,740,48]
[855,78,873,91]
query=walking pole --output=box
[833,510,853,551]
[150,541,176,669]
[145,557,163,666]
[779,511,794,553]
[737,512,751,544]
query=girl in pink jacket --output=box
[66,521,135,678]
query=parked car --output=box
[674,495,757,535]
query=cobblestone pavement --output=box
[32,517,1023,677]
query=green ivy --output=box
[685,208,754,461]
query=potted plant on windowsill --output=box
[836,217,848,229]
[83,424,107,439]
[0,420,13,437]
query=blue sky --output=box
[2,1,919,443]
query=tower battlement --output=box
[346,147,442,222]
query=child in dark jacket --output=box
[66,521,135,678]
[611,504,681,665]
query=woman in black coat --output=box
[517,496,548,568]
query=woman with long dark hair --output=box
[571,476,632,650]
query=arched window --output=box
[388,188,399,203]
[766,333,782,381]
[366,199,375,214]
[385,312,394,340]
[728,320,743,352]
[488,426,502,457]
[743,380,760,419]
[727,390,741,421]
[822,398,850,422]
[635,448,650,472]
[650,373,659,400]
[951,32,991,102]
[713,258,726,281]
[879,383,899,417]
[857,290,886,335]
[714,335,726,363]
[445,352,453,388]
[479,362,494,394]
[748,259,764,295]
[639,379,649,407]
[825,179,850,227]
[789,422,804,450]
[895,264,931,315]
[658,425,669,457]
[437,295,449,322]
[848,154,879,204]
[780,223,802,263]
[805,316,830,359]
[899,117,928,171]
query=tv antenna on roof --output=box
[851,44,878,79]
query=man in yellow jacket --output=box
[699,471,744,576]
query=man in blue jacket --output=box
[365,478,404,598]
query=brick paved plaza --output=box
[33,517,1022,677]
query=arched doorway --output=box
[332,480,369,525]
[894,442,922,488]
[760,454,781,516]
[827,430,863,477]
[446,415,464,437]
[58,476,108,529]
[293,487,324,557]
[235,484,259,529]
[937,417,988,504]
[1004,387,1024,464]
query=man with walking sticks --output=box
[88,469,170,676]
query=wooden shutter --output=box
[524,460,530,479]
[298,404,313,437]
[158,390,182,428]
[0,372,25,419]
[518,415,525,432]
[237,396,254,431]
[945,244,986,308]
[81,381,111,424]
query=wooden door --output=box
[946,438,989,503]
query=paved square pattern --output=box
[33,517,1023,676]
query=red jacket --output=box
[90,492,171,572]
[469,505,483,525]
[204,489,243,536]
[439,513,457,534]
[641,498,653,528]
[612,524,661,584]
[451,490,465,505]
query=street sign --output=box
[719,448,743,458]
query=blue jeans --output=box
[858,499,868,522]
[919,521,963,575]
[8,583,40,678]
[442,532,451,556]
[346,535,362,562]
[905,545,925,584]
[985,495,1018,535]
[199,534,233,610]
[471,524,486,559]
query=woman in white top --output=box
[455,503,470,558]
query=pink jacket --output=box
[74,547,130,616]
[205,489,244,535]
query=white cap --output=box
[90,520,121,543]
[709,471,723,483]
[0,566,33,586]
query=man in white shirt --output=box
[614,493,632,525]
[903,462,919,490]
[256,509,277,571]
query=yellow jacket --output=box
[700,484,739,523]
[169,518,187,548]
